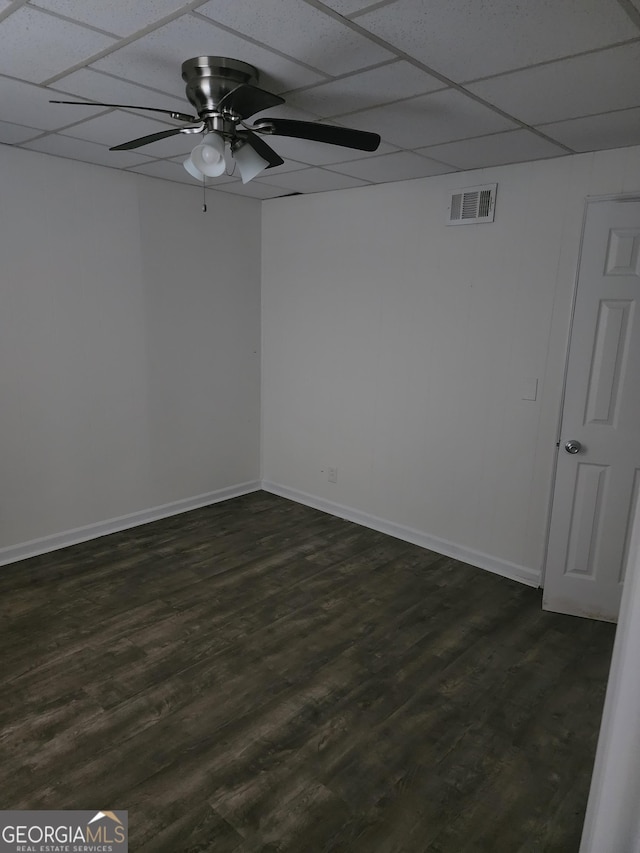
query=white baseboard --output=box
[262,480,541,588]
[0,481,261,567]
[1,480,542,588]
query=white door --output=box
[543,198,640,622]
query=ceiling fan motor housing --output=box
[182,56,259,120]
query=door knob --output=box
[565,440,582,454]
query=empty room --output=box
[2,1,640,851]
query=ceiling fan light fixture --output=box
[183,156,208,181]
[189,132,226,177]
[233,139,270,184]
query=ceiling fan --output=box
[51,56,381,184]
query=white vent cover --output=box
[447,183,497,225]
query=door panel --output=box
[585,300,633,425]
[543,199,640,622]
[565,463,608,579]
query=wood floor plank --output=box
[0,492,615,851]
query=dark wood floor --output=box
[0,491,615,852]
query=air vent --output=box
[447,183,497,225]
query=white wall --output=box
[0,146,262,560]
[4,142,640,577]
[261,145,640,584]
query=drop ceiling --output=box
[2,0,640,198]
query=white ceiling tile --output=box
[60,110,176,148]
[318,0,383,14]
[91,14,325,100]
[259,166,370,193]
[30,0,195,37]
[50,69,196,119]
[356,0,638,81]
[328,150,455,181]
[0,76,106,131]
[263,132,397,166]
[22,133,154,168]
[214,180,293,199]
[467,43,640,126]
[195,0,395,76]
[539,108,640,153]
[0,120,43,144]
[344,89,517,148]
[285,61,446,118]
[421,129,568,169]
[0,6,117,83]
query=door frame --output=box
[541,191,640,591]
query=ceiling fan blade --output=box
[253,118,381,152]
[236,131,284,168]
[50,100,197,123]
[217,83,284,120]
[110,125,203,151]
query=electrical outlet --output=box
[328,467,338,483]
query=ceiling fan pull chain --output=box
[202,177,207,213]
